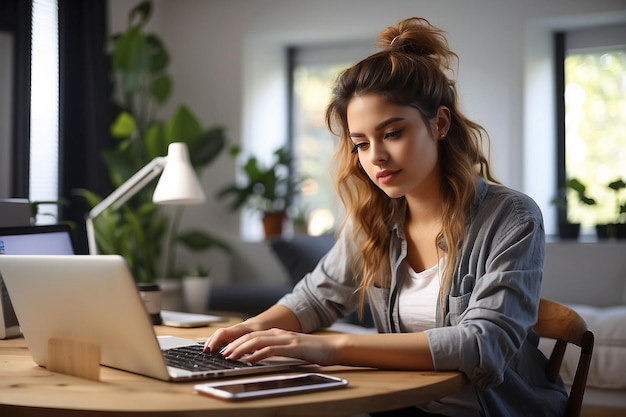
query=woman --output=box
[206,17,566,416]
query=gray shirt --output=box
[277,178,568,417]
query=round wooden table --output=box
[0,321,466,417]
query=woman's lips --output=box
[376,169,401,185]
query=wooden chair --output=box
[534,298,595,417]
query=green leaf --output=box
[566,178,586,194]
[128,0,152,27]
[165,105,203,144]
[117,27,150,94]
[189,127,226,169]
[177,230,231,253]
[110,111,137,138]
[150,74,171,104]
[146,34,169,72]
[113,26,147,70]
[580,196,596,206]
[73,188,102,209]
[216,184,252,211]
[228,144,242,157]
[608,179,626,191]
[101,148,138,188]
[144,123,168,159]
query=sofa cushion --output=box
[269,234,375,328]
[269,234,335,285]
[538,304,626,389]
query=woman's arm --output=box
[218,328,435,370]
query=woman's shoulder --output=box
[480,182,543,225]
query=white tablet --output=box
[160,310,228,328]
[194,373,349,400]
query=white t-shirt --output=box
[398,258,442,333]
[399,259,483,416]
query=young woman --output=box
[205,17,566,417]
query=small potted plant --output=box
[596,178,626,239]
[217,145,302,238]
[552,178,596,239]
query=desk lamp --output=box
[86,142,206,254]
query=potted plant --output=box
[217,145,301,238]
[596,178,626,239]
[552,178,596,239]
[79,0,230,284]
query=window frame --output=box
[554,23,626,227]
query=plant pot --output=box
[157,278,184,311]
[557,222,580,240]
[262,212,286,238]
[596,223,626,240]
[182,276,211,313]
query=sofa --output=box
[208,235,626,416]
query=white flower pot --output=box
[182,276,211,313]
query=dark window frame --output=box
[554,32,567,226]
[0,0,32,198]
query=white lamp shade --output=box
[152,142,206,205]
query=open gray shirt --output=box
[277,178,568,417]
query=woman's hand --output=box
[203,321,263,353]
[203,305,304,354]
[217,328,341,366]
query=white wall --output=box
[107,0,626,278]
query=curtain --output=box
[58,0,111,254]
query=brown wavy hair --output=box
[325,17,498,312]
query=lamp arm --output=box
[86,156,166,254]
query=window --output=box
[29,0,59,224]
[557,24,626,229]
[289,42,374,235]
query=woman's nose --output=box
[370,142,388,164]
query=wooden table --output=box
[0,319,466,416]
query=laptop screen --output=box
[0,224,75,255]
[0,224,75,338]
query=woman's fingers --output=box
[221,328,294,359]
[203,324,254,353]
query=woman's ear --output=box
[435,106,451,139]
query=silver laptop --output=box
[0,224,76,339]
[0,254,302,381]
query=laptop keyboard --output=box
[162,343,262,372]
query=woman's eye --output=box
[384,129,402,140]
[351,142,368,154]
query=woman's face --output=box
[346,94,448,200]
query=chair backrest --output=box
[534,298,595,417]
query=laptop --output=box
[0,254,303,381]
[0,224,76,339]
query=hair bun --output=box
[378,17,455,70]
[389,34,434,56]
